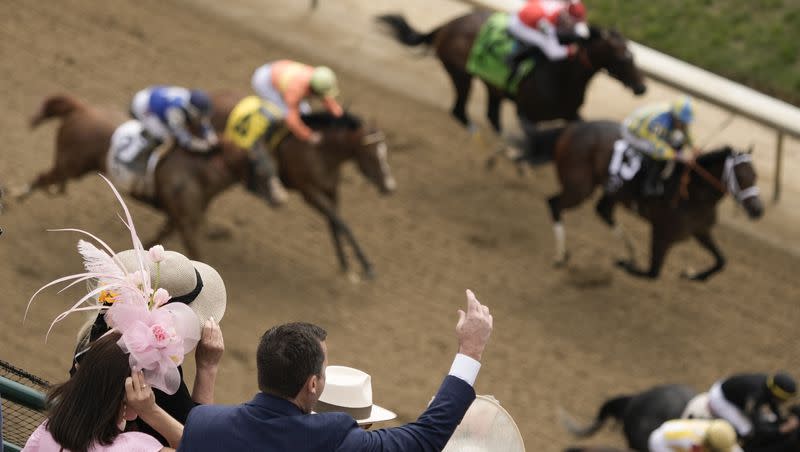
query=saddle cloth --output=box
[106,120,168,199]
[466,12,535,94]
[681,392,713,419]
[224,96,287,151]
[606,139,643,193]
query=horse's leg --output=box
[484,83,504,134]
[175,217,202,260]
[682,231,725,281]
[145,219,175,249]
[547,194,568,265]
[595,195,635,263]
[327,217,349,273]
[303,189,375,279]
[12,168,66,201]
[444,64,474,130]
[617,224,670,279]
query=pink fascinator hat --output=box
[26,175,225,395]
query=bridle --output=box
[722,153,760,203]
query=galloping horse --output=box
[547,120,764,280]
[17,94,275,258]
[210,91,396,279]
[561,384,697,451]
[377,11,646,135]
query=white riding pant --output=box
[251,64,311,114]
[708,381,753,436]
[507,15,569,60]
[130,88,171,141]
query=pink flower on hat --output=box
[152,288,171,307]
[148,245,165,263]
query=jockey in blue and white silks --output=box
[621,96,695,197]
[130,86,218,153]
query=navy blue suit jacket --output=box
[178,375,475,452]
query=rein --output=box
[675,153,759,204]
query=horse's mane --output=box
[301,111,363,131]
[696,146,734,166]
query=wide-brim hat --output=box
[114,249,226,328]
[315,366,397,425]
[443,395,525,452]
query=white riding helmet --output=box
[310,66,340,97]
[705,420,737,452]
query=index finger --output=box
[465,289,481,313]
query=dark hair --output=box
[47,332,130,452]
[257,322,327,398]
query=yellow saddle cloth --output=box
[225,96,286,150]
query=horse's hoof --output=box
[680,268,695,280]
[364,268,377,281]
[206,225,233,241]
[485,157,497,171]
[553,251,570,268]
[615,259,632,270]
[347,271,361,284]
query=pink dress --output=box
[23,422,163,452]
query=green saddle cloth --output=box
[466,12,535,95]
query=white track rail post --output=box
[775,132,785,202]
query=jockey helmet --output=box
[310,66,340,97]
[705,420,737,452]
[568,1,587,21]
[767,372,797,401]
[188,90,213,118]
[671,96,693,125]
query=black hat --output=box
[768,372,797,401]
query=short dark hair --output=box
[47,332,129,452]
[257,322,328,399]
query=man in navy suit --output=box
[178,289,493,451]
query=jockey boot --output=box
[505,44,534,90]
[642,161,665,198]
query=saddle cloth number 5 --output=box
[609,139,642,181]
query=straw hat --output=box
[443,395,525,452]
[114,249,226,327]
[315,366,397,425]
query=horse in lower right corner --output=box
[546,120,763,281]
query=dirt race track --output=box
[1,0,799,450]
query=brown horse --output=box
[377,11,646,135]
[547,120,763,281]
[210,91,396,279]
[17,94,275,258]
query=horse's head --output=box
[709,146,764,219]
[308,112,397,195]
[585,26,647,96]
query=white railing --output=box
[458,0,800,201]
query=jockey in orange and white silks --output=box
[130,86,218,153]
[508,0,589,61]
[251,60,344,145]
[648,419,741,452]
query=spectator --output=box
[708,372,797,438]
[648,419,741,452]
[23,332,182,451]
[70,248,226,444]
[314,365,397,430]
[179,289,493,452]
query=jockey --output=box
[130,86,218,153]
[648,419,741,452]
[708,373,797,439]
[251,60,344,145]
[506,0,589,85]
[621,96,695,197]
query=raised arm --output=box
[192,318,224,405]
[339,289,493,452]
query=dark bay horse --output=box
[210,91,396,279]
[561,384,696,451]
[17,94,274,258]
[377,11,646,135]
[547,120,764,281]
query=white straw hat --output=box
[114,249,226,327]
[315,366,397,425]
[443,395,525,452]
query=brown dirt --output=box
[1,0,799,450]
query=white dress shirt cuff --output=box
[448,353,481,386]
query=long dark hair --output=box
[46,331,130,452]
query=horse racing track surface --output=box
[1,0,798,449]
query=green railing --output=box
[0,361,49,452]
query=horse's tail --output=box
[30,94,84,129]
[560,395,632,438]
[376,14,441,47]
